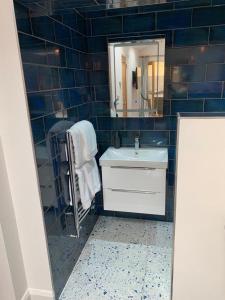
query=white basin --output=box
[99,147,168,169]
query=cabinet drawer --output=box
[103,188,166,215]
[102,166,166,193]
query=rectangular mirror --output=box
[108,38,165,118]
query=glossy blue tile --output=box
[139,3,173,12]
[66,48,80,68]
[174,0,210,8]
[28,92,53,118]
[87,36,107,52]
[71,32,87,51]
[193,5,225,26]
[52,89,71,110]
[98,117,112,130]
[69,88,84,106]
[59,68,75,88]
[169,131,177,145]
[188,82,222,98]
[171,65,205,83]
[77,103,91,119]
[31,117,45,143]
[139,118,154,130]
[154,116,177,130]
[207,64,225,81]
[14,2,32,34]
[111,118,126,130]
[90,71,108,85]
[210,25,225,44]
[204,99,225,111]
[167,83,188,99]
[94,85,110,101]
[91,53,108,71]
[32,16,55,42]
[77,14,86,34]
[124,119,141,130]
[92,102,110,116]
[171,100,204,114]
[54,22,72,47]
[19,34,47,65]
[92,16,122,35]
[75,70,89,86]
[174,27,209,46]
[61,12,77,30]
[123,13,155,33]
[140,131,169,146]
[46,43,66,67]
[38,67,60,90]
[107,7,138,16]
[157,10,191,30]
[23,64,39,92]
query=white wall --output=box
[0,0,54,299]
[173,116,225,300]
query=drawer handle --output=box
[110,166,156,170]
[110,188,159,195]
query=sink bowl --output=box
[99,147,168,169]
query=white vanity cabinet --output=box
[99,147,168,215]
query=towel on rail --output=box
[68,120,97,168]
[76,159,101,210]
[67,120,101,209]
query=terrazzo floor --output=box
[59,216,173,300]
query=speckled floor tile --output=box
[59,217,173,300]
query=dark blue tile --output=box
[95,85,110,101]
[92,16,122,35]
[171,100,204,114]
[61,12,77,30]
[31,118,45,143]
[107,7,138,16]
[80,53,92,70]
[210,25,225,44]
[139,3,173,12]
[23,64,39,92]
[125,119,141,130]
[175,0,210,9]
[14,2,32,34]
[174,27,209,46]
[59,69,75,88]
[171,65,205,82]
[157,10,191,30]
[207,64,225,81]
[75,70,89,86]
[44,115,61,134]
[92,102,110,116]
[204,99,225,111]
[154,116,177,130]
[120,131,140,146]
[167,83,188,99]
[212,0,225,4]
[188,82,222,98]
[91,53,108,71]
[169,130,177,145]
[28,92,53,118]
[71,32,87,52]
[38,67,60,90]
[67,106,79,122]
[52,89,71,110]
[193,5,225,26]
[19,34,47,65]
[123,13,155,33]
[54,22,72,47]
[77,14,86,35]
[111,118,126,130]
[90,71,108,85]
[98,117,112,130]
[139,118,155,130]
[140,131,169,146]
[46,43,66,67]
[32,16,55,42]
[96,130,111,145]
[87,36,107,52]
[69,88,84,106]
[66,48,80,68]
[77,103,91,119]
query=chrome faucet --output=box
[135,136,140,154]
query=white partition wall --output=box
[172,116,225,300]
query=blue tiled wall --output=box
[14,1,97,297]
[85,1,225,222]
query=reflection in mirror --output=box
[109,38,165,118]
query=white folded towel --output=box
[67,120,101,209]
[67,120,97,168]
[76,158,101,210]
